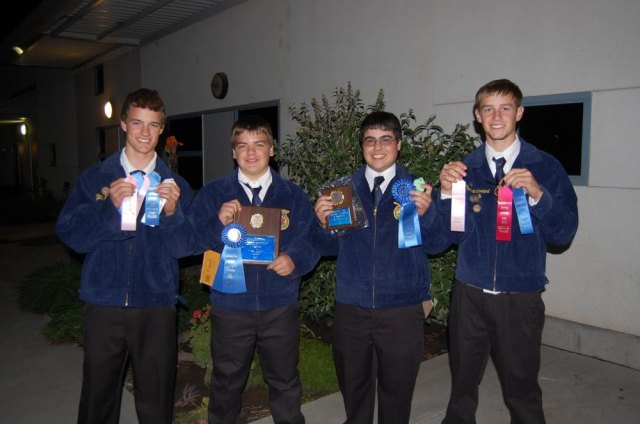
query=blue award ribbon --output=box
[391,179,423,248]
[512,188,534,234]
[131,171,145,188]
[144,172,162,226]
[213,223,248,293]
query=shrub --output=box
[18,260,85,344]
[18,260,82,315]
[187,305,213,385]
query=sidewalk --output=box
[252,344,640,423]
[0,222,137,424]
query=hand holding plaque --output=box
[236,206,281,264]
[318,175,369,236]
[321,184,356,230]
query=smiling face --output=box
[361,128,401,173]
[474,93,524,152]
[120,106,165,167]
[232,130,274,180]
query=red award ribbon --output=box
[496,186,513,241]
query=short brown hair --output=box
[120,88,167,124]
[474,79,523,110]
[230,115,274,148]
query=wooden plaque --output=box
[236,206,281,264]
[321,184,356,230]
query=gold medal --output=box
[473,204,482,213]
[330,190,345,206]
[393,203,401,220]
[250,213,264,229]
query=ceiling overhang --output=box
[1,0,246,69]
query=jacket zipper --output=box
[372,205,378,308]
[492,241,498,292]
[125,239,132,306]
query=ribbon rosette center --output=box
[391,179,415,205]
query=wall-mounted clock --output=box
[211,72,228,99]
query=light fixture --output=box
[19,123,27,136]
[12,46,24,56]
[104,101,113,119]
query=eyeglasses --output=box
[362,136,397,147]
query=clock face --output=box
[211,72,228,99]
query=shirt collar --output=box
[238,168,272,200]
[120,148,157,175]
[238,168,272,188]
[365,163,396,193]
[485,136,521,174]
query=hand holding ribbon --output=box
[392,179,423,248]
[143,172,161,226]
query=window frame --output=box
[520,91,592,186]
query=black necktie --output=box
[245,184,262,206]
[493,157,506,184]
[372,176,385,208]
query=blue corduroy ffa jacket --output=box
[436,140,579,293]
[56,151,195,307]
[190,168,319,312]
[312,164,448,309]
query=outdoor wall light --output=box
[19,123,27,136]
[13,46,24,56]
[104,101,113,119]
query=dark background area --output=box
[0,0,44,43]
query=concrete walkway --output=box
[0,222,137,423]
[1,222,639,423]
[253,344,640,423]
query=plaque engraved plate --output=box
[321,184,356,230]
[236,206,281,264]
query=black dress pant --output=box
[78,303,177,424]
[208,304,304,424]
[333,302,425,424]
[442,282,546,424]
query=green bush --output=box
[278,84,478,324]
[18,259,211,346]
[187,305,213,385]
[178,263,211,333]
[18,260,85,344]
[43,301,84,344]
[18,260,82,315]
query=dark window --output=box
[94,64,104,95]
[519,92,591,186]
[97,128,106,162]
[163,116,203,189]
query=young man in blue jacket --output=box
[437,79,579,423]
[56,88,194,423]
[190,115,318,424]
[313,111,444,424]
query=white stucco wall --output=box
[139,0,640,337]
